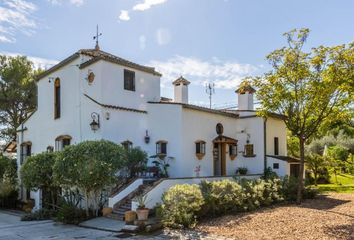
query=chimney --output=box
[235,81,256,110]
[173,76,190,104]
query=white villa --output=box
[16,46,300,211]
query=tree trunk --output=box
[314,171,318,186]
[296,137,305,204]
[84,190,89,217]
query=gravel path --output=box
[194,193,354,240]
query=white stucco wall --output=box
[266,118,287,156]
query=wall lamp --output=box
[90,112,100,132]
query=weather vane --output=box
[205,82,215,109]
[93,25,102,50]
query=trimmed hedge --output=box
[161,177,317,228]
[161,184,204,228]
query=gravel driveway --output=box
[195,193,354,240]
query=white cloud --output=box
[148,56,258,89]
[156,28,171,45]
[119,10,130,21]
[0,51,59,70]
[0,0,37,43]
[133,0,167,11]
[70,0,84,7]
[47,0,85,7]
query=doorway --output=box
[290,164,300,178]
[213,142,226,176]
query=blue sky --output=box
[1,0,353,108]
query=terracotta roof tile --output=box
[84,94,147,114]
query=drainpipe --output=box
[263,118,267,174]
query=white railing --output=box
[131,174,261,210]
[108,178,144,208]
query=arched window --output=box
[121,140,133,150]
[20,141,32,164]
[156,140,167,156]
[54,78,61,119]
[195,140,206,160]
[55,135,71,151]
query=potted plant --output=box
[135,195,149,221]
[236,167,248,175]
[150,155,174,177]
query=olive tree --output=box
[252,29,353,203]
[20,152,58,209]
[53,140,125,216]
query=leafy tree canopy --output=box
[20,152,57,191]
[0,55,39,142]
[250,28,353,203]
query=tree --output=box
[20,152,58,209]
[123,147,148,178]
[0,155,17,207]
[306,154,327,185]
[0,55,38,141]
[252,28,353,203]
[53,140,125,216]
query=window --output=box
[195,140,206,160]
[244,144,255,157]
[274,137,279,155]
[122,140,133,150]
[229,144,237,160]
[124,69,135,91]
[156,140,167,156]
[54,78,61,119]
[273,163,279,169]
[55,135,72,151]
[20,142,32,164]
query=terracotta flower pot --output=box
[125,211,137,224]
[102,207,113,216]
[136,208,149,221]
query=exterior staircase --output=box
[106,178,157,221]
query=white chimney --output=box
[173,76,190,104]
[236,83,256,110]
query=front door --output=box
[213,143,226,176]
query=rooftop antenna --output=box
[93,25,102,50]
[205,82,215,109]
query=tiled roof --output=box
[78,49,161,76]
[35,49,161,81]
[148,101,239,118]
[84,94,147,114]
[172,76,191,86]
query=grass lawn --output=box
[315,173,354,193]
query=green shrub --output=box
[161,184,204,228]
[203,180,244,216]
[21,208,55,221]
[241,178,283,211]
[55,203,88,224]
[281,176,318,201]
[262,167,278,180]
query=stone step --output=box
[106,213,124,221]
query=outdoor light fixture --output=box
[90,112,100,131]
[144,130,150,144]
